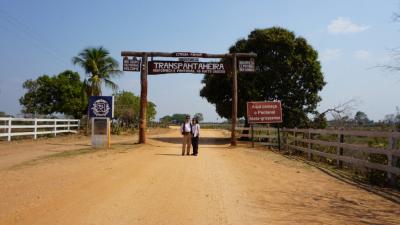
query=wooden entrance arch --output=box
[121,51,257,146]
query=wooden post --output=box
[337,129,344,169]
[7,117,11,141]
[230,53,238,146]
[266,124,270,147]
[34,119,37,140]
[251,124,254,148]
[139,54,148,144]
[388,131,397,187]
[54,120,57,137]
[108,119,111,149]
[307,129,310,160]
[277,127,281,151]
[294,128,297,150]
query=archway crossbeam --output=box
[120,51,257,146]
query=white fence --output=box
[0,117,80,141]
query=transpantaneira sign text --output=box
[247,101,282,124]
[148,60,227,74]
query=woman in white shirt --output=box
[191,117,200,156]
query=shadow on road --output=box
[275,150,400,205]
[149,137,230,145]
[154,153,183,157]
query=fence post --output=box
[7,117,12,141]
[282,127,287,151]
[307,129,312,160]
[387,131,397,187]
[67,120,70,132]
[337,128,344,169]
[277,127,281,151]
[251,124,254,148]
[266,124,270,146]
[54,120,57,137]
[34,118,37,139]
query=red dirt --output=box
[0,128,399,225]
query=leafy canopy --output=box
[19,70,87,118]
[72,47,121,96]
[114,91,157,125]
[200,27,326,128]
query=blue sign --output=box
[88,96,114,118]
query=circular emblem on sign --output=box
[91,99,110,117]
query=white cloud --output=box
[353,50,371,60]
[320,49,342,61]
[328,17,370,34]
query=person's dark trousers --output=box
[191,136,199,155]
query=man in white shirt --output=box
[180,115,192,156]
[191,117,200,156]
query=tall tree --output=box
[20,75,55,115]
[193,113,204,122]
[200,27,325,128]
[0,112,10,117]
[159,115,173,124]
[170,114,190,124]
[72,47,121,96]
[354,111,371,126]
[19,70,87,118]
[114,91,157,126]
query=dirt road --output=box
[0,128,399,225]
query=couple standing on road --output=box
[180,115,200,156]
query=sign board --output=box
[88,96,114,118]
[172,52,204,57]
[148,60,227,74]
[247,101,282,124]
[239,58,255,73]
[178,57,199,62]
[91,117,111,148]
[93,118,108,135]
[123,57,141,71]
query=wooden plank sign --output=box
[123,57,141,71]
[178,57,199,62]
[247,101,282,124]
[148,60,227,74]
[238,58,255,73]
[172,52,205,57]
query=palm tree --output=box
[72,47,121,96]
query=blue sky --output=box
[0,0,399,121]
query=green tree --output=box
[19,71,87,118]
[72,47,121,96]
[114,91,157,126]
[193,113,204,122]
[200,27,325,128]
[20,75,55,115]
[54,71,88,118]
[354,111,371,126]
[310,113,328,129]
[159,115,173,124]
[0,111,10,117]
[170,113,190,124]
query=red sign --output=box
[247,101,282,124]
